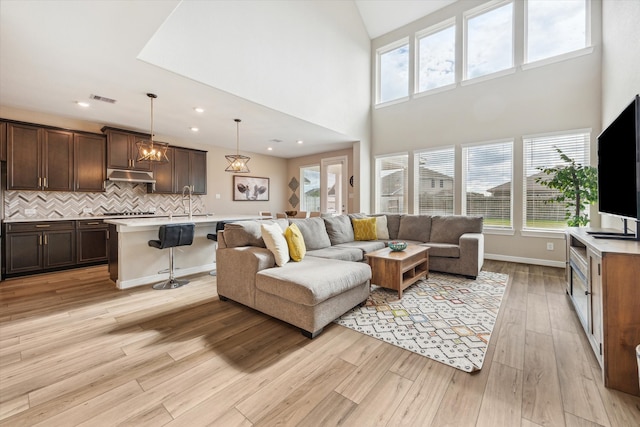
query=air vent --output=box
[89,94,117,104]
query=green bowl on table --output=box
[388,241,407,251]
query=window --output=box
[377,39,409,104]
[465,1,514,80]
[462,141,513,228]
[415,147,455,215]
[526,0,588,63]
[376,154,408,213]
[416,21,455,93]
[523,131,590,230]
[300,165,320,212]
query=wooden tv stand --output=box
[566,227,640,396]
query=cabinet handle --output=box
[35,224,51,228]
[44,235,48,245]
[38,177,42,187]
[43,177,48,188]
[39,235,42,245]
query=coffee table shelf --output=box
[365,245,429,299]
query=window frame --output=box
[413,146,456,215]
[414,18,457,96]
[375,152,409,214]
[375,37,410,106]
[461,138,515,232]
[299,164,320,212]
[463,0,515,84]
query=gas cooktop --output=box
[102,211,156,216]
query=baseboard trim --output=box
[485,253,566,269]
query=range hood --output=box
[107,169,156,184]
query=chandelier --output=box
[225,118,250,173]
[136,93,169,163]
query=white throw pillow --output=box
[261,222,289,266]
[374,215,390,240]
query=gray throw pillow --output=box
[323,215,355,244]
[288,217,332,250]
[397,215,432,242]
[223,221,267,248]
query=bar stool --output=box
[148,223,195,290]
[206,221,229,276]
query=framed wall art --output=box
[233,175,270,201]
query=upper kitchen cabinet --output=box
[174,147,207,195]
[148,146,174,194]
[0,120,7,161]
[7,123,74,191]
[102,127,151,171]
[74,133,106,192]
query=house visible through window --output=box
[526,0,588,64]
[377,39,409,104]
[416,21,455,93]
[523,131,590,230]
[465,1,514,80]
[376,154,408,213]
[415,147,455,215]
[300,165,320,212]
[462,140,513,228]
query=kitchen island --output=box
[105,214,263,289]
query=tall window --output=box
[416,21,456,93]
[376,154,408,213]
[465,1,514,80]
[415,147,455,215]
[526,0,588,63]
[523,131,590,230]
[462,140,513,228]
[300,165,320,212]
[377,39,409,104]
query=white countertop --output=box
[103,214,265,228]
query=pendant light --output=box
[225,118,250,173]
[136,93,169,163]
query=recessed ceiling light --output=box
[194,107,204,113]
[190,127,199,132]
[267,147,273,151]
[76,101,90,108]
[297,140,304,144]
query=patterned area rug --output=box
[334,271,510,372]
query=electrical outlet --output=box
[546,242,554,251]
[215,193,221,199]
[82,207,93,214]
[25,208,37,216]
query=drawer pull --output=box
[86,222,100,225]
[35,224,51,228]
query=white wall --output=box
[601,0,640,234]
[370,0,603,266]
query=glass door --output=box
[321,156,347,215]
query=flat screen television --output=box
[593,94,640,240]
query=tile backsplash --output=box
[4,181,206,219]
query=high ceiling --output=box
[0,0,455,158]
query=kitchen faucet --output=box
[182,185,193,219]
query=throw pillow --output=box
[261,222,289,267]
[284,223,306,262]
[372,215,390,240]
[352,217,377,241]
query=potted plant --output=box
[535,147,598,227]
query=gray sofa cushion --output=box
[306,246,364,262]
[323,215,355,245]
[421,242,460,258]
[288,217,331,250]
[385,214,403,240]
[397,215,432,243]
[430,215,483,244]
[223,219,288,248]
[256,257,371,306]
[335,241,386,254]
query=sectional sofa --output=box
[215,214,484,338]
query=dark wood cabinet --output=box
[102,127,151,171]
[74,133,106,192]
[0,120,6,162]
[4,221,76,276]
[7,123,74,191]
[77,220,109,264]
[148,146,175,194]
[174,147,207,195]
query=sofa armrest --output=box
[216,246,275,307]
[459,233,485,273]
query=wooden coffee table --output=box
[365,245,429,298]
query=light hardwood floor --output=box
[1,261,639,426]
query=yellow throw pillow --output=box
[352,217,377,241]
[261,222,289,267]
[284,223,306,261]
